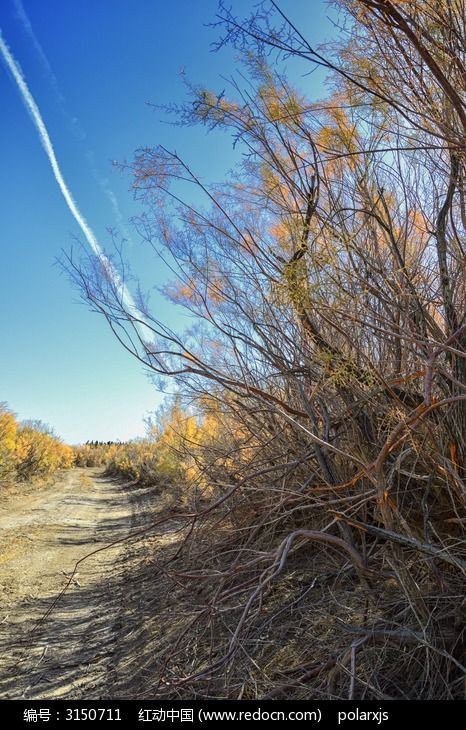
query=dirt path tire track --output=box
[0,468,154,699]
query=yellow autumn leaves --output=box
[0,404,73,484]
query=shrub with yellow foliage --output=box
[105,441,163,484]
[72,442,118,467]
[104,400,195,491]
[0,403,73,485]
[0,403,17,483]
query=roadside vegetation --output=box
[0,403,74,485]
[72,400,199,500]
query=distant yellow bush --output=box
[105,441,163,484]
[70,398,240,497]
[0,404,17,482]
[0,403,73,484]
[73,442,118,467]
[102,400,201,489]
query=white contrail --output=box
[13,0,135,244]
[13,0,63,100]
[0,31,148,336]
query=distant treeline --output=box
[84,440,122,447]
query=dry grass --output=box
[109,444,465,701]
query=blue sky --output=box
[0,0,335,444]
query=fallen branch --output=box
[335,514,466,572]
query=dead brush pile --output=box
[121,385,466,700]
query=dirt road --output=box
[0,468,156,699]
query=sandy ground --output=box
[0,468,158,699]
